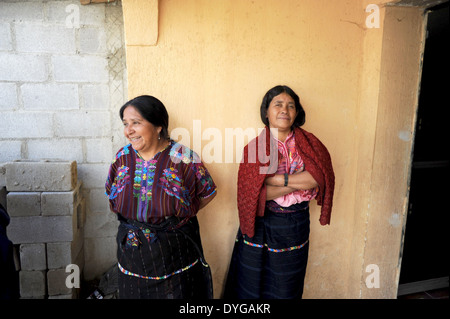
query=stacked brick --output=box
[4,160,85,299]
[1,0,127,281]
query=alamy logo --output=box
[365,264,380,289]
[65,4,80,29]
[365,4,380,29]
[170,120,278,173]
[65,264,80,289]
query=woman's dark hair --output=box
[260,85,305,128]
[119,95,169,140]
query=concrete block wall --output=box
[0,0,127,282]
[6,160,85,298]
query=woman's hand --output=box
[286,170,319,190]
[264,171,319,201]
[265,184,297,201]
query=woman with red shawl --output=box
[225,85,335,299]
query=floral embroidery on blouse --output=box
[105,141,217,223]
[192,163,215,197]
[114,144,130,162]
[108,165,130,200]
[169,144,201,164]
[133,158,157,201]
[159,167,191,206]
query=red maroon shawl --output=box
[237,126,335,238]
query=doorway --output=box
[397,2,449,296]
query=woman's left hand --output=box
[265,171,318,190]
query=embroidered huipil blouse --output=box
[267,131,318,212]
[105,141,217,224]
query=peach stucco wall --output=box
[121,0,426,298]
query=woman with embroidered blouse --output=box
[225,85,335,299]
[105,95,217,299]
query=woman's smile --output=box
[122,106,162,159]
[129,136,142,142]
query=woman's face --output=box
[122,105,162,154]
[266,92,298,133]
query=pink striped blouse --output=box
[272,131,318,207]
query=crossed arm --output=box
[264,171,319,201]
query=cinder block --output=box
[27,139,84,164]
[19,270,46,298]
[0,2,44,22]
[48,292,77,299]
[77,163,110,188]
[82,84,110,110]
[47,242,73,270]
[54,111,111,138]
[83,236,116,279]
[8,215,75,244]
[86,138,113,163]
[47,268,71,296]
[47,229,84,269]
[13,245,20,271]
[52,55,108,83]
[0,82,17,109]
[48,292,76,299]
[0,163,6,188]
[0,140,22,162]
[22,83,79,110]
[0,112,53,139]
[5,160,77,192]
[41,181,82,216]
[6,192,41,217]
[0,22,12,51]
[19,243,46,271]
[79,27,107,54]
[0,52,48,82]
[15,23,75,54]
[0,186,6,209]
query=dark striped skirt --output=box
[225,205,310,299]
[116,215,213,299]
